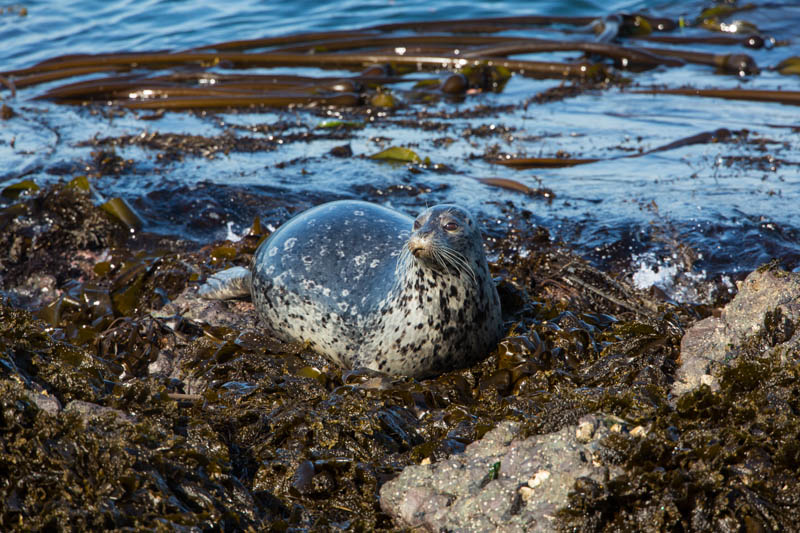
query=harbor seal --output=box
[200,200,503,378]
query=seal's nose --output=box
[408,231,431,257]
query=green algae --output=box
[368,146,422,163]
[100,197,144,230]
[1,179,39,199]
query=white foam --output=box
[630,253,714,303]
[632,261,678,291]
[225,221,243,242]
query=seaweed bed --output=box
[2,3,800,532]
[3,180,799,531]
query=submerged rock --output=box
[673,264,800,396]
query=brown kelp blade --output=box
[187,29,381,52]
[36,74,365,102]
[369,14,675,34]
[640,128,734,155]
[492,157,601,168]
[462,41,684,68]
[121,92,360,110]
[473,177,555,199]
[492,128,738,169]
[10,66,131,89]
[4,50,598,80]
[634,33,767,49]
[637,47,757,74]
[0,11,773,113]
[633,88,800,106]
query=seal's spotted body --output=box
[205,200,503,378]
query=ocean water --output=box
[1,0,799,297]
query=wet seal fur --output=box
[200,200,503,378]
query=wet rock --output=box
[380,420,619,532]
[26,390,63,414]
[64,399,136,423]
[673,264,800,396]
[0,183,127,298]
[146,345,183,380]
[1,272,58,310]
[154,285,257,333]
[328,144,353,158]
[575,414,598,443]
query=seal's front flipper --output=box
[199,267,252,300]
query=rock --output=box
[1,272,58,310]
[629,425,648,438]
[26,390,62,414]
[153,285,257,332]
[673,265,800,397]
[64,400,136,423]
[575,414,597,443]
[379,420,619,532]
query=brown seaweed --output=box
[491,128,738,169]
[492,156,601,169]
[0,11,770,113]
[633,87,800,106]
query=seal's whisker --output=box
[395,245,411,278]
[433,248,449,272]
[428,247,445,271]
[436,248,460,275]
[451,251,477,286]
[437,246,477,286]
[440,246,470,273]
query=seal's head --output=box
[405,205,482,282]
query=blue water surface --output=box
[1,0,799,298]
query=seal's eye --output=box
[443,221,459,232]
[413,220,421,230]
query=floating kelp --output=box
[634,87,800,106]
[492,156,601,169]
[0,8,783,112]
[776,56,800,75]
[473,177,555,199]
[492,128,740,169]
[635,32,768,49]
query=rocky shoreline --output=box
[1,181,798,531]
